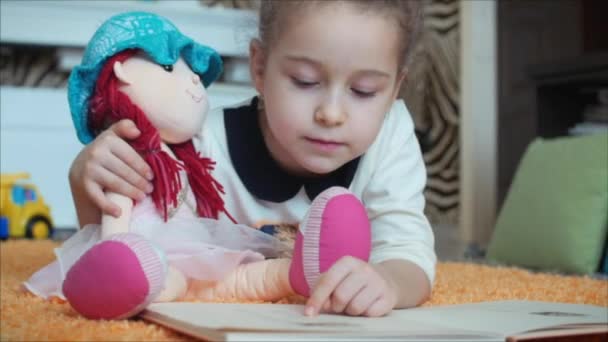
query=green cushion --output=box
[487,133,608,274]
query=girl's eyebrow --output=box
[285,55,322,67]
[355,70,390,79]
[285,55,390,79]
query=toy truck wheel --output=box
[0,216,8,240]
[25,216,53,240]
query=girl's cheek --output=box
[276,120,294,135]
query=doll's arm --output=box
[100,192,133,239]
[187,258,295,302]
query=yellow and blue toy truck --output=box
[0,173,54,240]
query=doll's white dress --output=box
[24,172,286,300]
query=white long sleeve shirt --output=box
[196,97,436,284]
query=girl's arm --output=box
[373,259,430,309]
[364,99,436,304]
[69,170,102,228]
[68,119,152,227]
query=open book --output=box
[141,300,608,341]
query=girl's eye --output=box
[291,77,318,88]
[352,88,376,98]
[162,65,174,72]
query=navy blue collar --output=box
[224,97,360,202]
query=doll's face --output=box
[115,53,209,144]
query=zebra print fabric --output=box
[401,0,460,224]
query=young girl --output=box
[68,0,436,317]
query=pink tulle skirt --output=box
[24,195,287,300]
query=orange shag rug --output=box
[2,240,607,341]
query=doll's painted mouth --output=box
[186,90,204,103]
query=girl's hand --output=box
[304,256,397,317]
[69,119,153,217]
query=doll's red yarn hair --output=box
[88,49,234,222]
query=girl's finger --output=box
[109,119,141,140]
[84,181,121,218]
[329,271,368,314]
[344,285,381,316]
[110,138,154,182]
[321,299,332,313]
[305,258,357,316]
[105,149,152,194]
[96,165,146,202]
[363,295,392,317]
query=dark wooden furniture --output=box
[528,53,608,138]
[497,0,607,212]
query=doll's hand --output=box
[305,256,397,317]
[69,119,153,217]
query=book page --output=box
[142,301,607,341]
[400,301,607,336]
[143,302,502,341]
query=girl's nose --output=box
[192,74,200,85]
[314,100,346,127]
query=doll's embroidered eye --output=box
[162,65,174,72]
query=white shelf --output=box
[0,0,257,57]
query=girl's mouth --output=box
[305,137,344,152]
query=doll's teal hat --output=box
[68,11,223,144]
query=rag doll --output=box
[24,11,371,320]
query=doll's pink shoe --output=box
[62,233,166,320]
[289,187,371,297]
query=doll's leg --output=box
[189,187,371,302]
[289,186,371,297]
[62,233,166,320]
[153,266,187,302]
[185,258,294,302]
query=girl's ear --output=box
[249,39,266,96]
[113,61,132,85]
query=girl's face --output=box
[116,54,209,144]
[251,3,405,177]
